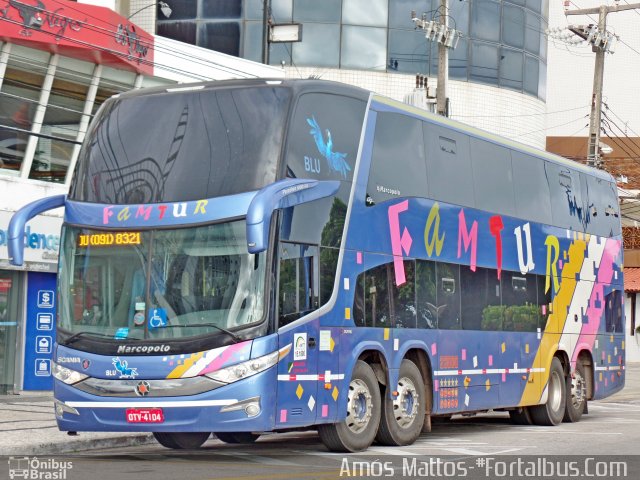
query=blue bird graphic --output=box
[306,116,351,179]
[112,357,138,378]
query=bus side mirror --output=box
[8,194,66,266]
[246,179,340,254]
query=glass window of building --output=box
[202,0,242,18]
[157,21,197,45]
[0,271,23,395]
[470,41,499,85]
[499,47,524,91]
[294,0,342,23]
[471,0,501,43]
[524,53,539,96]
[449,38,469,80]
[503,3,525,49]
[524,10,541,56]
[388,29,430,74]
[293,23,340,67]
[341,26,387,70]
[28,58,93,183]
[343,0,388,27]
[389,0,431,29]
[0,47,49,174]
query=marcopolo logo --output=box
[7,456,73,480]
[116,344,171,354]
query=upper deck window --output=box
[70,86,291,204]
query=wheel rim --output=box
[548,370,563,412]
[570,371,586,410]
[346,378,373,434]
[393,376,419,429]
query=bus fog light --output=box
[220,396,261,417]
[54,399,79,417]
[245,403,260,417]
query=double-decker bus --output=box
[9,79,624,452]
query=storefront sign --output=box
[0,211,62,272]
[0,0,154,74]
[23,271,56,390]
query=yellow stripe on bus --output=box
[167,351,205,379]
[519,236,587,406]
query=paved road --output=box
[46,399,636,480]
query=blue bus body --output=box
[9,80,624,451]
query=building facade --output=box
[144,0,551,149]
[0,0,282,393]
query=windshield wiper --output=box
[62,331,141,345]
[158,323,242,343]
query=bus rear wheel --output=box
[318,360,381,452]
[563,360,587,423]
[214,432,260,444]
[376,359,426,446]
[153,432,211,449]
[509,407,533,425]
[530,357,566,426]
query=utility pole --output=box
[437,0,448,116]
[262,0,271,64]
[565,1,640,167]
[411,0,460,117]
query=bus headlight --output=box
[52,362,89,385]
[204,344,291,384]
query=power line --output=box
[454,104,590,119]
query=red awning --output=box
[0,0,154,75]
[624,267,640,293]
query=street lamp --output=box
[127,1,173,20]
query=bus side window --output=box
[470,137,515,217]
[366,112,427,205]
[460,266,501,331]
[435,262,461,330]
[511,150,552,225]
[424,124,474,209]
[501,271,539,332]
[605,289,623,333]
[416,260,437,329]
[278,242,319,327]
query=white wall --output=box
[153,35,285,83]
[546,0,640,137]
[284,67,547,149]
[625,293,640,362]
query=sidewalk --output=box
[0,392,154,455]
[1,364,639,455]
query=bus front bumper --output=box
[53,368,277,433]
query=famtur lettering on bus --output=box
[102,200,209,225]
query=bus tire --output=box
[152,432,210,449]
[509,407,533,425]
[563,360,587,423]
[530,357,566,426]
[214,432,260,444]
[376,359,426,446]
[318,360,381,452]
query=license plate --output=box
[125,408,164,423]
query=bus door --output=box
[276,242,320,427]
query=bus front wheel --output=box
[376,359,426,446]
[153,432,210,449]
[318,360,381,452]
[530,357,566,426]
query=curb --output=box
[4,434,156,456]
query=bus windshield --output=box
[57,220,267,342]
[70,85,291,204]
